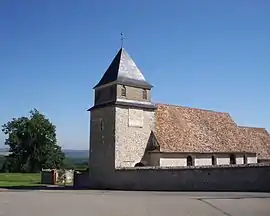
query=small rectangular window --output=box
[121,86,126,96]
[187,155,193,166]
[230,154,236,164]
[142,89,147,99]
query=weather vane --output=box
[120,32,127,48]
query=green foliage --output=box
[1,109,65,173]
[0,173,40,183]
[0,155,88,173]
[62,157,88,170]
[0,173,41,187]
[0,155,6,171]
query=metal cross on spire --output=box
[120,32,127,48]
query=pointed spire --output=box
[94,48,153,89]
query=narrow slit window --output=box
[100,119,104,131]
[187,155,193,166]
[211,155,216,165]
[230,154,236,164]
[142,89,147,99]
[121,86,126,96]
[244,155,247,164]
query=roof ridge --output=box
[155,102,228,115]
[239,126,266,129]
[239,126,270,136]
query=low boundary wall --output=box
[73,170,89,189]
[85,164,270,192]
[41,169,56,184]
[41,169,74,185]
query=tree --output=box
[1,109,65,172]
[0,155,6,172]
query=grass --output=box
[0,173,41,187]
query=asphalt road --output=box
[0,190,270,216]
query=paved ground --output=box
[0,190,270,216]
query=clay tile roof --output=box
[154,103,270,159]
[238,126,270,159]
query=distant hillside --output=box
[0,148,9,156]
[0,148,88,158]
[63,149,88,158]
[0,148,8,152]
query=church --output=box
[88,48,270,173]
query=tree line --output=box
[1,109,88,173]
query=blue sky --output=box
[0,0,269,150]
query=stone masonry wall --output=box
[73,170,89,189]
[89,107,116,184]
[160,158,187,166]
[41,169,74,185]
[85,164,270,192]
[150,152,257,167]
[115,107,155,167]
[116,85,151,102]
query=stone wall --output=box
[73,170,89,189]
[149,152,257,167]
[160,158,187,166]
[89,107,116,180]
[115,107,155,167]
[236,156,244,164]
[216,157,230,165]
[41,169,74,185]
[195,157,212,166]
[116,85,151,102]
[58,169,74,184]
[247,156,257,164]
[94,85,116,105]
[41,169,55,184]
[85,164,270,192]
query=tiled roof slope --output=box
[154,104,270,159]
[238,126,270,159]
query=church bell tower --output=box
[88,48,156,180]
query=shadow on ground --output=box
[1,185,270,194]
[0,185,75,190]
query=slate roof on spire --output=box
[94,48,153,89]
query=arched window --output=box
[187,155,193,166]
[121,85,126,96]
[142,89,147,99]
[135,162,145,167]
[230,154,236,164]
[211,155,216,165]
